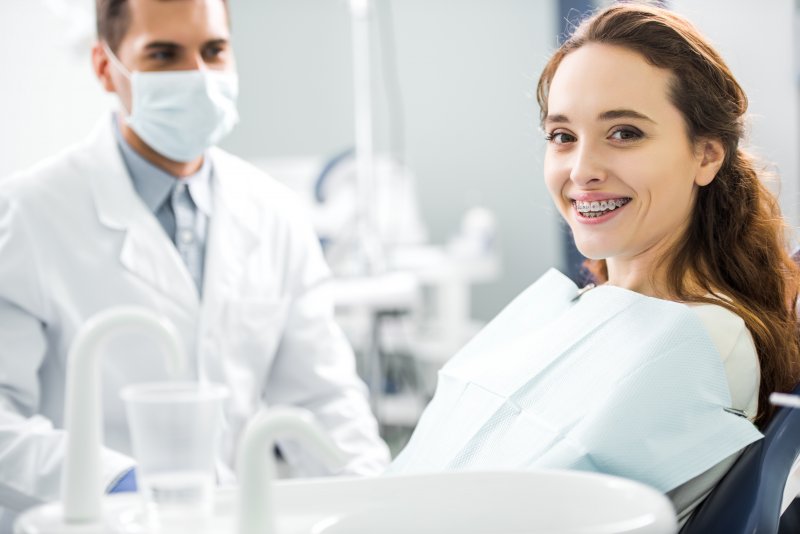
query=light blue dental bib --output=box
[389,269,763,492]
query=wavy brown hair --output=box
[536,3,800,427]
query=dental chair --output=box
[680,382,800,533]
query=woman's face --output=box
[543,43,715,277]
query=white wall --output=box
[225,0,563,320]
[1,0,564,321]
[670,0,800,231]
[0,0,110,178]
[3,1,798,318]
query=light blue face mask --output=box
[103,43,239,163]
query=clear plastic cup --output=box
[120,382,228,529]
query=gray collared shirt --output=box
[112,115,212,294]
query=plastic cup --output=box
[120,382,228,529]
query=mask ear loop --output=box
[101,41,132,80]
[101,41,136,119]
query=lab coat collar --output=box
[199,147,261,307]
[85,117,261,319]
[112,114,214,218]
[184,147,261,384]
[86,116,200,312]
[207,146,260,242]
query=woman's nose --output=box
[569,143,607,186]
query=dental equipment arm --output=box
[236,407,346,534]
[61,307,187,523]
[770,392,800,409]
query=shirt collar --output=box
[182,166,214,217]
[112,114,213,217]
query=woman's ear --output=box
[695,138,726,186]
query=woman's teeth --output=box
[574,198,630,217]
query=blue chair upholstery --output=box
[681,382,800,533]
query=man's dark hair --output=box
[96,0,130,53]
[96,0,229,52]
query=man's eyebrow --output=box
[203,38,229,47]
[598,109,655,123]
[143,41,180,50]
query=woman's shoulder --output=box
[684,301,750,353]
[683,301,760,419]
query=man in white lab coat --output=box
[0,0,389,525]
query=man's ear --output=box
[91,42,116,93]
[695,137,726,187]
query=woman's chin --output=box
[573,244,612,261]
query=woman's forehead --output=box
[546,43,676,124]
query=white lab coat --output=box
[0,117,389,525]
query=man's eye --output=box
[545,131,576,144]
[203,46,226,61]
[150,50,175,61]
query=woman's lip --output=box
[571,198,629,224]
[569,193,632,202]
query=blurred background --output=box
[1,0,798,452]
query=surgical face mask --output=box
[103,43,239,163]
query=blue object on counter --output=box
[108,468,137,493]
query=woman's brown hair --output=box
[536,2,800,427]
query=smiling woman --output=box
[537,3,800,429]
[542,43,717,272]
[389,2,800,527]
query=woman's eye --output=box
[609,128,642,141]
[545,131,576,144]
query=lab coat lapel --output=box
[194,149,260,382]
[203,149,260,302]
[86,117,200,313]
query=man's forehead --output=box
[127,0,227,14]
[125,0,230,42]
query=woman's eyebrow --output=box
[544,109,656,126]
[598,109,655,123]
[543,113,569,126]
